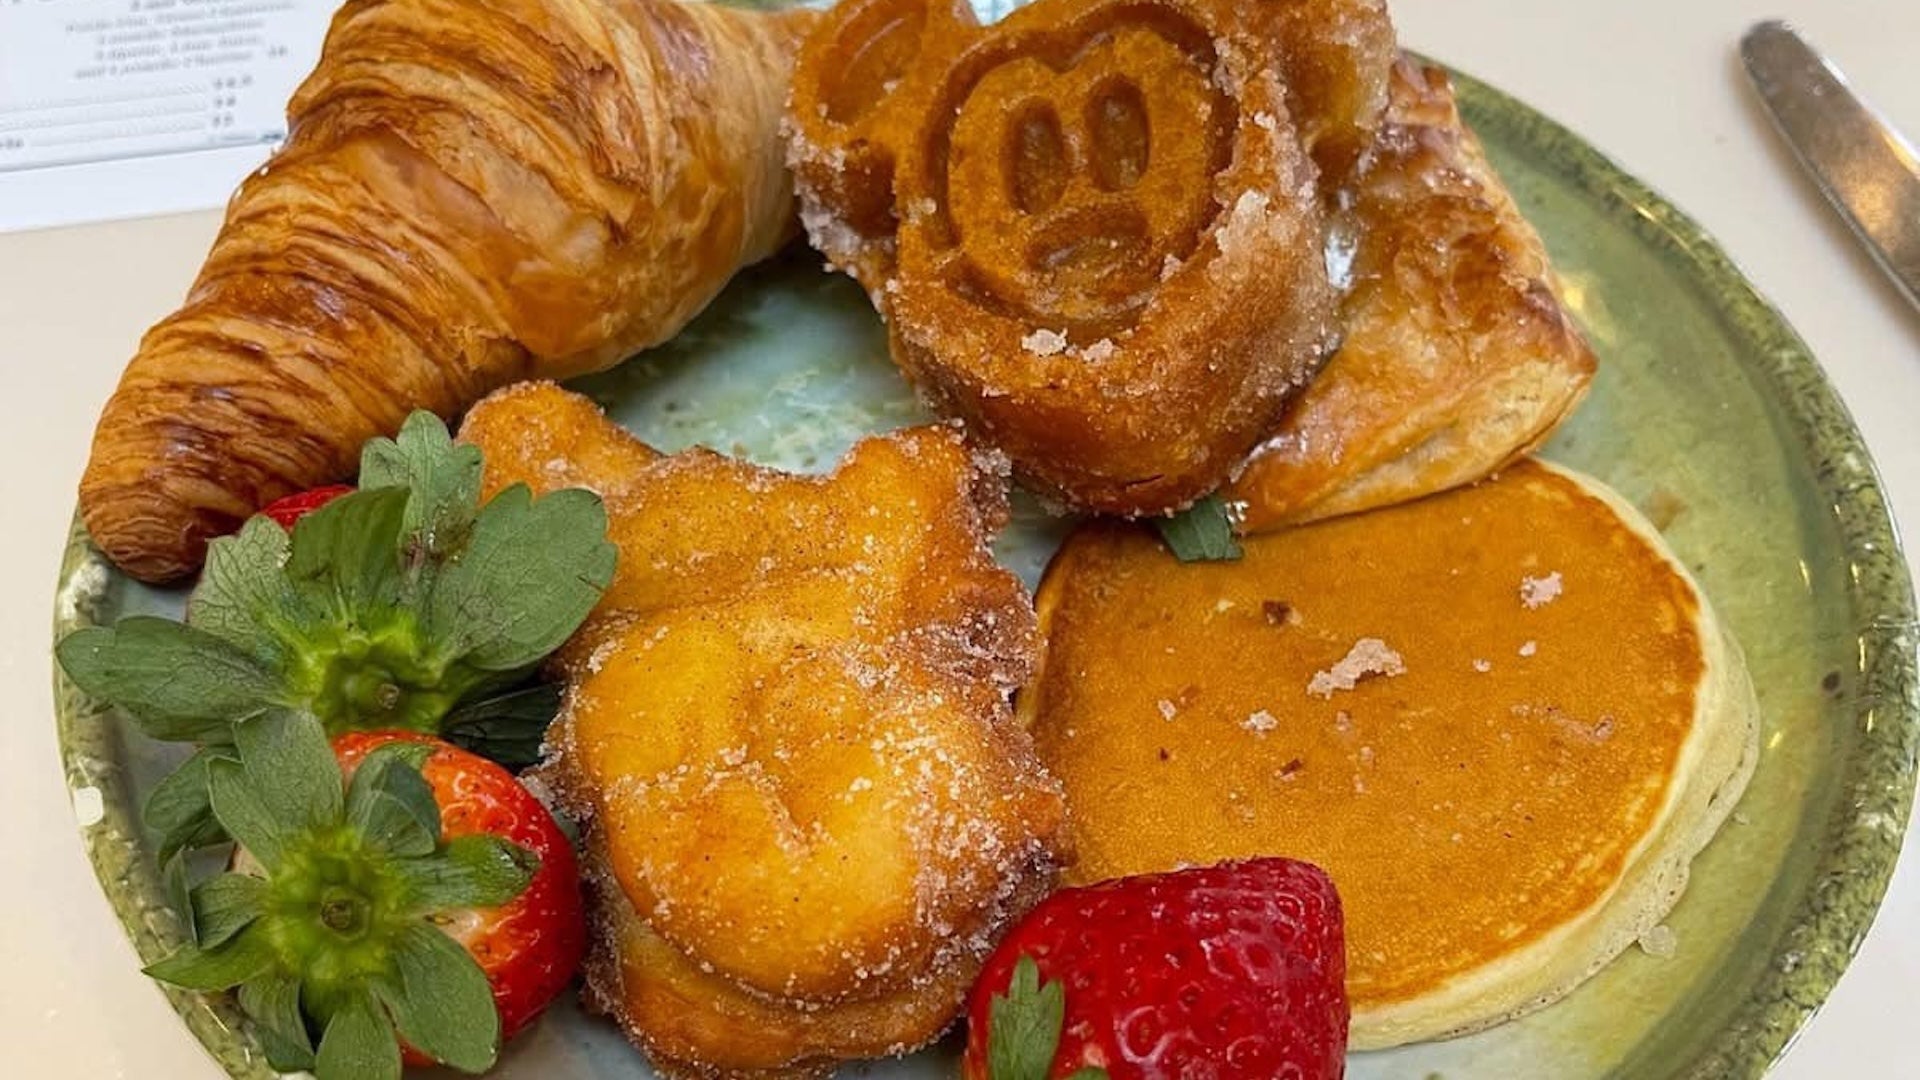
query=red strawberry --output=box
[334,731,587,1049]
[259,483,355,529]
[143,715,585,1079]
[962,858,1348,1080]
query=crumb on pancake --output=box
[1308,637,1406,698]
[1077,338,1117,362]
[1521,571,1564,609]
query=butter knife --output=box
[1741,20,1920,312]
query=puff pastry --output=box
[1228,56,1597,531]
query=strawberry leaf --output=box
[233,710,343,834]
[360,739,437,772]
[372,922,501,1073]
[237,971,315,1072]
[345,745,442,858]
[162,851,195,945]
[988,955,1067,1080]
[207,756,289,870]
[203,712,343,870]
[191,873,269,949]
[61,411,614,770]
[441,683,562,769]
[190,516,303,667]
[1155,496,1242,563]
[396,833,537,912]
[144,924,274,991]
[145,748,230,862]
[314,993,400,1080]
[360,411,484,564]
[284,487,409,623]
[423,484,616,671]
[56,619,282,742]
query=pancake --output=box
[1019,459,1758,1047]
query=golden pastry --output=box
[1021,459,1757,1047]
[786,0,1396,517]
[461,382,1068,1079]
[80,0,816,583]
[1228,56,1597,532]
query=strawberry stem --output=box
[142,712,530,1080]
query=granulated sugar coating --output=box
[782,0,1393,518]
[461,383,1066,1077]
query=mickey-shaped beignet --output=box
[788,0,1395,517]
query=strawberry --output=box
[333,731,587,1050]
[61,411,615,768]
[259,483,355,529]
[962,858,1348,1080]
[142,713,585,1079]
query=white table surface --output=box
[1,0,1915,1075]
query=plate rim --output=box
[49,67,1919,1080]
[1450,65,1920,1078]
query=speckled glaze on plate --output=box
[51,62,1916,1080]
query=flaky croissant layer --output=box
[80,0,816,582]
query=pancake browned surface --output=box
[463,383,1068,1079]
[1022,459,1757,1047]
[1227,56,1596,533]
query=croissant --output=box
[78,0,816,583]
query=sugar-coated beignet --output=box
[461,383,1068,1079]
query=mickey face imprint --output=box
[921,20,1234,333]
[785,0,1370,517]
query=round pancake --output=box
[1020,459,1759,1047]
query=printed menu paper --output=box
[0,0,337,232]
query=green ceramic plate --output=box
[50,63,1917,1080]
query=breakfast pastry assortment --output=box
[53,0,1760,1077]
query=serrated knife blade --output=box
[1741,20,1920,313]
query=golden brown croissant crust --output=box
[78,0,815,583]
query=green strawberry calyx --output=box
[985,955,1110,1080]
[59,411,616,740]
[55,411,616,854]
[146,710,534,1080]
